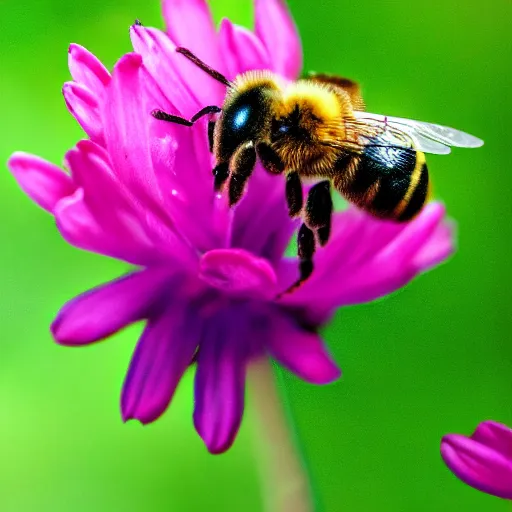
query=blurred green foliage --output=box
[0,0,511,510]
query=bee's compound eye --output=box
[232,106,251,130]
[278,124,290,134]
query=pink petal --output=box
[194,326,247,454]
[122,299,200,424]
[52,268,172,346]
[54,189,149,265]
[266,311,341,384]
[471,421,512,460]
[199,248,277,299]
[282,203,453,309]
[130,26,198,116]
[255,0,302,79]
[8,152,76,213]
[441,431,512,500]
[231,166,298,263]
[218,19,271,79]
[63,82,104,144]
[68,43,110,97]
[103,53,184,242]
[66,140,157,258]
[162,0,224,75]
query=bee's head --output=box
[216,75,279,161]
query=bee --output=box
[153,48,483,294]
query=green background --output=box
[1,0,511,510]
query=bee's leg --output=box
[285,171,304,217]
[212,161,230,191]
[228,141,257,206]
[256,142,285,174]
[305,180,333,246]
[208,121,215,153]
[152,105,221,125]
[277,223,316,297]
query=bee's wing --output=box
[352,112,484,155]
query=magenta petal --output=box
[193,330,247,454]
[55,189,148,264]
[122,300,200,424]
[63,82,104,144]
[441,430,512,500]
[68,43,110,97]
[218,19,271,79]
[255,0,302,79]
[130,26,197,116]
[52,268,172,346]
[162,0,222,73]
[284,203,453,309]
[472,421,512,460]
[66,140,158,258]
[199,248,277,299]
[267,311,340,384]
[8,152,76,213]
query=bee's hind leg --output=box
[277,180,333,298]
[305,180,333,245]
[277,223,316,298]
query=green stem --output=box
[248,358,314,512]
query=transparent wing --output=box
[351,111,484,155]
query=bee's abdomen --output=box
[336,144,429,221]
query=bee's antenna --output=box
[176,47,231,87]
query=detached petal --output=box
[122,298,200,424]
[266,311,340,384]
[194,316,248,454]
[8,152,76,213]
[63,82,104,144]
[52,268,172,346]
[68,43,110,97]
[218,19,271,79]
[441,423,512,500]
[255,0,302,79]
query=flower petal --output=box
[255,0,302,79]
[63,82,104,144]
[441,431,512,500]
[52,267,172,346]
[130,26,197,116]
[282,203,453,309]
[162,0,223,74]
[68,43,110,97]
[471,421,512,461]
[266,311,340,384]
[66,140,158,259]
[54,189,149,264]
[218,19,271,79]
[199,248,277,299]
[231,166,298,263]
[193,321,247,454]
[122,296,200,424]
[8,152,76,213]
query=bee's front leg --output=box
[227,141,257,206]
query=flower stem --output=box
[247,358,315,512]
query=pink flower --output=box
[7,0,454,453]
[441,421,512,500]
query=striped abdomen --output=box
[334,142,429,221]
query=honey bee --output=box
[153,48,483,294]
